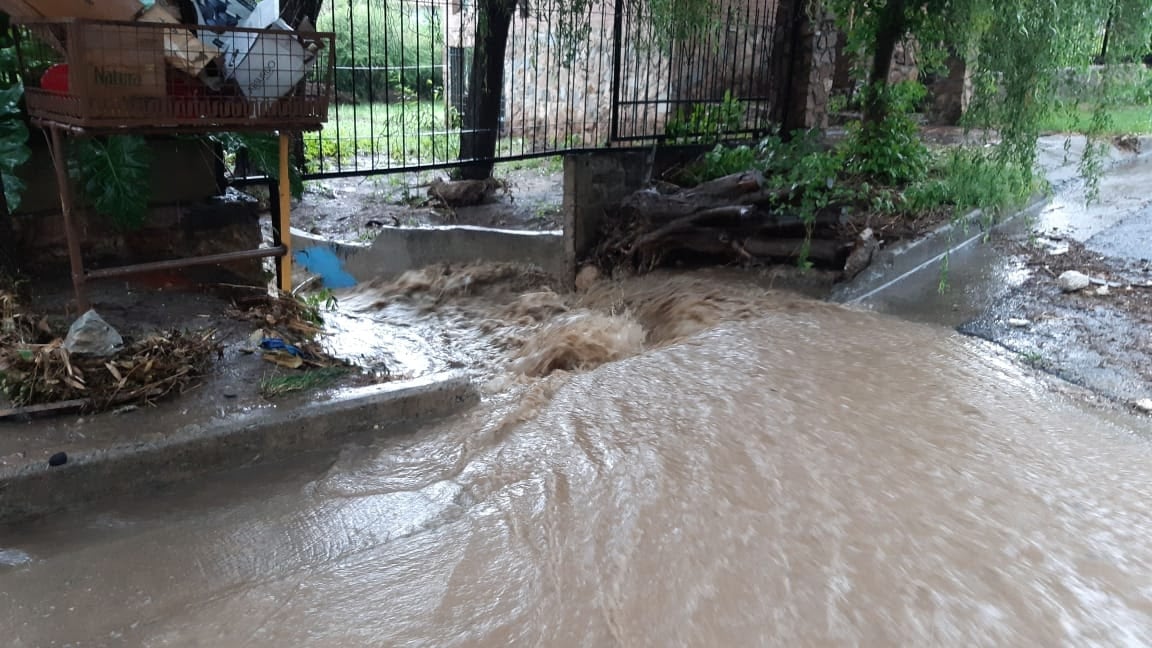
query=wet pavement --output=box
[860,136,1152,406]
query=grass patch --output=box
[1039,104,1152,134]
[305,101,458,171]
[260,366,350,399]
[493,155,564,175]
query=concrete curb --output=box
[832,138,1152,305]
[0,371,478,524]
[829,197,1048,305]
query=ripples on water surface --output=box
[2,266,1151,646]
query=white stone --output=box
[1134,399,1152,413]
[1007,318,1031,328]
[1057,270,1091,292]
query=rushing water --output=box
[2,267,1152,646]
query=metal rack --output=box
[14,18,335,310]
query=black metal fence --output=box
[299,0,787,179]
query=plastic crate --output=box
[14,18,333,131]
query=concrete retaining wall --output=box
[292,224,567,286]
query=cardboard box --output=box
[71,23,165,97]
[137,5,219,76]
[202,0,308,102]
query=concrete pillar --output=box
[927,53,973,126]
[562,150,651,285]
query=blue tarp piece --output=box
[294,247,357,288]
[259,338,303,356]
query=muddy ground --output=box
[962,235,1152,407]
[287,161,565,243]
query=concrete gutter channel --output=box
[3,137,1148,525]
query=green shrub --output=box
[840,82,931,185]
[664,90,747,144]
[905,147,1036,215]
[319,0,444,103]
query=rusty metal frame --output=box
[41,122,296,312]
[14,17,335,311]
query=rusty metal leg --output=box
[48,126,89,312]
[277,132,293,293]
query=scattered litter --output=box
[1007,318,1031,328]
[227,292,348,373]
[1095,285,1111,296]
[63,310,123,357]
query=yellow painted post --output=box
[278,132,293,293]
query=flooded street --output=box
[3,269,1152,646]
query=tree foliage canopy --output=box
[828,0,1152,172]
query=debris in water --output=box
[574,265,600,292]
[1057,270,1091,292]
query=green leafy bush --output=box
[905,147,1036,215]
[0,84,28,212]
[319,0,444,103]
[839,82,931,185]
[67,136,153,230]
[664,90,747,144]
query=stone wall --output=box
[445,0,783,147]
[926,54,972,125]
[785,8,838,132]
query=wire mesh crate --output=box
[13,17,334,131]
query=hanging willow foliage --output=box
[827,0,1152,195]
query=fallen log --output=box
[743,238,848,263]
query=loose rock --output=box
[48,452,67,467]
[1134,398,1152,413]
[63,310,123,356]
[1057,270,1091,293]
[1007,318,1031,328]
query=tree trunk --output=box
[280,0,324,28]
[862,0,908,125]
[458,0,515,180]
[1099,7,1114,63]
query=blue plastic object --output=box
[259,338,303,357]
[294,247,357,289]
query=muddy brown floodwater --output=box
[3,270,1152,646]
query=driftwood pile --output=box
[593,170,878,277]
